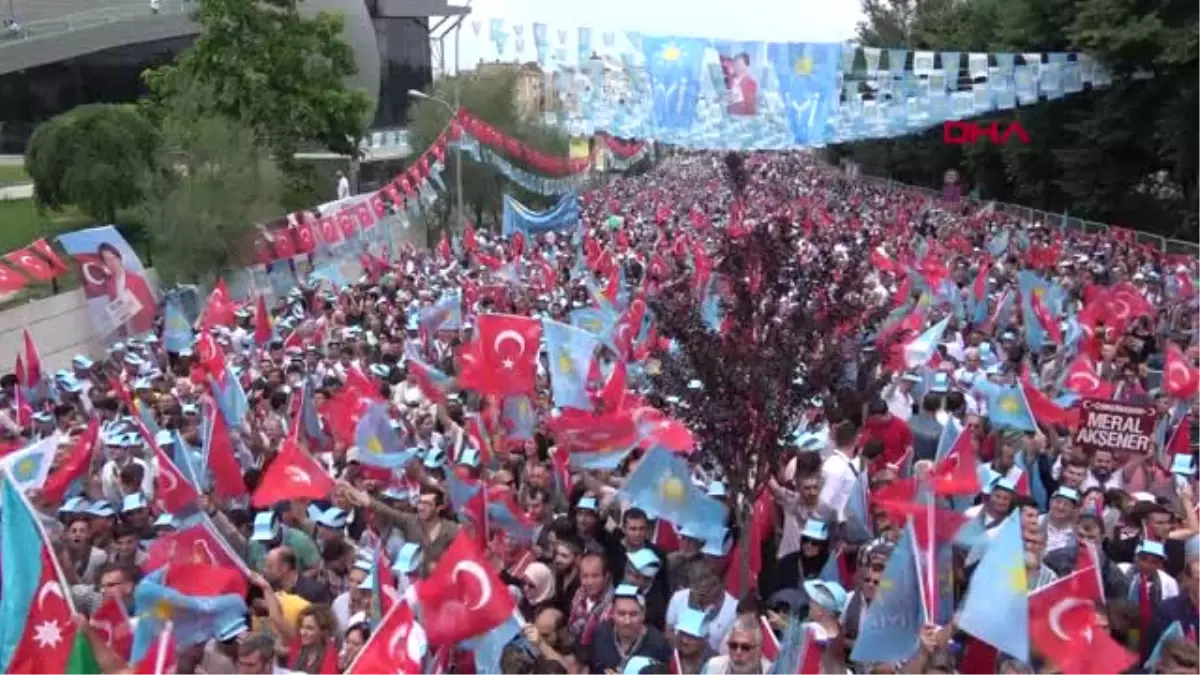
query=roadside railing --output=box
[0,1,190,48]
[859,174,1199,257]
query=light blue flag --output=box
[129,568,247,662]
[163,301,195,353]
[767,42,844,146]
[500,395,536,441]
[445,469,481,514]
[1017,271,1049,351]
[849,524,923,664]
[957,512,1029,661]
[543,319,600,411]
[0,433,58,493]
[700,276,722,333]
[567,446,637,471]
[0,471,61,672]
[1145,621,1182,670]
[462,618,524,675]
[987,384,1037,432]
[987,230,1010,257]
[420,291,462,334]
[173,430,207,492]
[640,37,706,130]
[619,446,727,543]
[209,369,249,428]
[904,315,951,369]
[843,471,874,544]
[354,402,416,469]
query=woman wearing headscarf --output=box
[521,561,558,621]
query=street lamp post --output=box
[408,89,465,232]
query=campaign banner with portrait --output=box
[57,226,158,344]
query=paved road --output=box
[0,183,33,200]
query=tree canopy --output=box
[137,86,286,285]
[827,0,1198,242]
[24,104,159,224]
[143,0,372,177]
[406,68,570,234]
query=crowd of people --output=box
[2,150,1198,675]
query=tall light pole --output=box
[408,89,465,232]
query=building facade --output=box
[0,0,443,153]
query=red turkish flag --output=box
[29,238,68,274]
[90,595,133,662]
[195,333,228,383]
[143,517,250,582]
[293,222,317,253]
[1029,566,1132,674]
[1064,354,1114,399]
[347,602,425,674]
[414,532,516,646]
[0,263,28,293]
[929,425,981,496]
[153,443,200,514]
[251,438,334,507]
[40,418,99,504]
[548,407,640,452]
[254,294,273,346]
[199,279,236,328]
[318,217,341,245]
[1164,342,1199,399]
[273,229,295,259]
[474,314,542,395]
[337,211,358,239]
[5,246,57,281]
[206,404,247,499]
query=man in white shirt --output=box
[335,171,351,200]
[819,422,863,523]
[665,564,739,652]
[883,373,920,421]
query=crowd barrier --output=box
[858,174,1199,257]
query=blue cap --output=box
[181,403,199,416]
[121,433,142,449]
[60,496,90,514]
[803,579,849,614]
[153,513,177,529]
[108,342,126,353]
[678,521,706,540]
[422,447,446,469]
[613,584,644,602]
[674,607,709,639]
[124,353,143,367]
[381,486,411,501]
[155,430,175,447]
[802,518,830,542]
[990,475,1018,494]
[144,335,159,345]
[59,375,83,393]
[121,493,148,513]
[623,656,653,675]
[352,558,374,573]
[315,507,348,529]
[72,354,94,369]
[931,372,951,393]
[1170,454,1196,476]
[459,447,481,468]
[393,542,423,575]
[1052,486,1081,503]
[701,528,732,557]
[358,570,378,591]
[707,481,727,498]
[369,364,391,378]
[32,411,53,424]
[215,615,248,642]
[1136,540,1167,559]
[577,496,598,511]
[86,500,115,518]
[627,548,661,575]
[251,512,279,541]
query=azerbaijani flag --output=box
[0,469,91,673]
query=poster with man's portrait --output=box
[57,226,158,343]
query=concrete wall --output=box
[0,270,160,374]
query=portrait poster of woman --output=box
[56,226,158,342]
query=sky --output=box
[438,0,865,73]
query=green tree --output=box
[24,104,159,223]
[137,86,286,284]
[143,0,372,207]
[407,68,570,237]
[829,0,1198,241]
